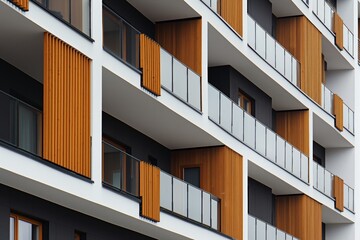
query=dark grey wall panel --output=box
[248,0,273,34]
[248,178,274,224]
[313,141,325,167]
[103,112,171,172]
[0,184,155,240]
[209,66,273,128]
[103,0,155,39]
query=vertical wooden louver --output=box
[220,0,243,36]
[9,0,29,11]
[139,161,160,222]
[333,175,344,212]
[333,94,344,131]
[140,34,161,96]
[334,13,344,50]
[43,32,91,178]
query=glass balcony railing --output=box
[248,215,299,240]
[321,84,355,134]
[201,0,220,14]
[344,183,355,212]
[314,0,335,32]
[160,49,201,111]
[208,84,309,182]
[102,141,140,196]
[33,0,91,36]
[313,161,333,198]
[343,24,354,57]
[160,171,220,230]
[0,90,42,156]
[103,5,140,69]
[247,15,301,88]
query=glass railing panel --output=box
[348,108,354,133]
[292,148,301,178]
[343,25,349,52]
[276,136,286,168]
[244,113,255,149]
[300,154,308,182]
[211,198,218,229]
[316,0,325,23]
[324,3,333,30]
[323,86,333,114]
[291,59,297,86]
[285,142,293,172]
[160,171,172,210]
[256,219,266,240]
[324,170,332,196]
[173,59,188,101]
[275,42,285,76]
[160,49,173,91]
[313,161,318,189]
[266,35,276,67]
[284,51,292,81]
[286,234,293,240]
[344,184,349,209]
[188,185,202,222]
[266,130,276,162]
[267,224,276,240]
[343,104,349,130]
[248,17,256,49]
[255,121,266,156]
[232,105,244,141]
[173,178,188,216]
[255,26,266,59]
[208,85,220,123]
[202,192,211,226]
[220,94,232,132]
[249,215,256,240]
[317,165,325,192]
[348,186,354,211]
[188,69,201,110]
[277,229,286,240]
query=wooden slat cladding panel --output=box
[333,176,344,211]
[43,32,91,178]
[9,0,29,11]
[276,195,322,240]
[276,17,322,104]
[275,110,309,156]
[171,146,243,240]
[333,94,344,131]
[334,13,344,50]
[139,161,160,222]
[140,34,161,96]
[155,18,202,75]
[220,0,243,36]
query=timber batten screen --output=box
[9,0,29,11]
[43,32,91,178]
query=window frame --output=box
[10,213,43,240]
[238,89,255,116]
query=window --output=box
[183,167,200,188]
[10,213,42,240]
[74,230,86,240]
[238,90,254,116]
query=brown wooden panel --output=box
[333,94,344,131]
[275,110,309,156]
[155,18,202,75]
[171,146,243,240]
[220,0,243,36]
[140,161,160,222]
[10,0,29,11]
[43,32,91,178]
[140,34,161,96]
[333,175,344,211]
[276,195,322,240]
[277,16,322,104]
[334,13,344,50]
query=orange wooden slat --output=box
[334,13,344,50]
[333,94,344,131]
[220,0,243,36]
[333,176,344,211]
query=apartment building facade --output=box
[0,0,358,239]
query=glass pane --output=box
[125,156,139,196]
[267,224,276,240]
[276,136,285,168]
[286,234,293,240]
[211,199,218,230]
[160,49,173,91]
[318,165,325,192]
[244,113,255,149]
[344,185,349,209]
[292,148,301,178]
[202,192,211,226]
[284,51,292,81]
[313,162,318,188]
[300,154,308,182]
[103,9,122,58]
[324,4,332,30]
[349,109,354,133]
[10,217,15,240]
[285,143,292,172]
[211,0,218,12]
[317,0,325,23]
[343,104,349,130]
[173,59,187,101]
[266,130,276,162]
[324,87,332,114]
[255,25,266,59]
[291,59,297,85]
[0,93,16,145]
[184,167,200,188]
[173,178,187,217]
[18,220,37,240]
[349,187,354,211]
[232,105,244,141]
[188,69,201,110]
[188,185,201,222]
[248,216,256,240]
[71,0,90,35]
[103,143,124,190]
[343,26,349,51]
[275,43,285,75]
[266,35,276,67]
[256,219,266,240]
[324,171,332,197]
[123,22,139,68]
[220,94,232,132]
[48,0,70,22]
[208,85,220,123]
[18,104,38,155]
[248,17,256,49]
[160,171,172,210]
[277,229,286,240]
[255,121,266,156]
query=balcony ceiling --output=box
[0,1,43,83]
[127,0,199,23]
[322,36,354,70]
[269,0,302,17]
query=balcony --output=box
[160,171,220,230]
[321,84,354,134]
[248,215,299,240]
[247,15,301,88]
[208,84,309,183]
[0,90,42,156]
[103,5,201,111]
[201,0,220,14]
[313,161,354,212]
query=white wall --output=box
[325,70,354,109]
[326,223,354,240]
[325,147,354,187]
